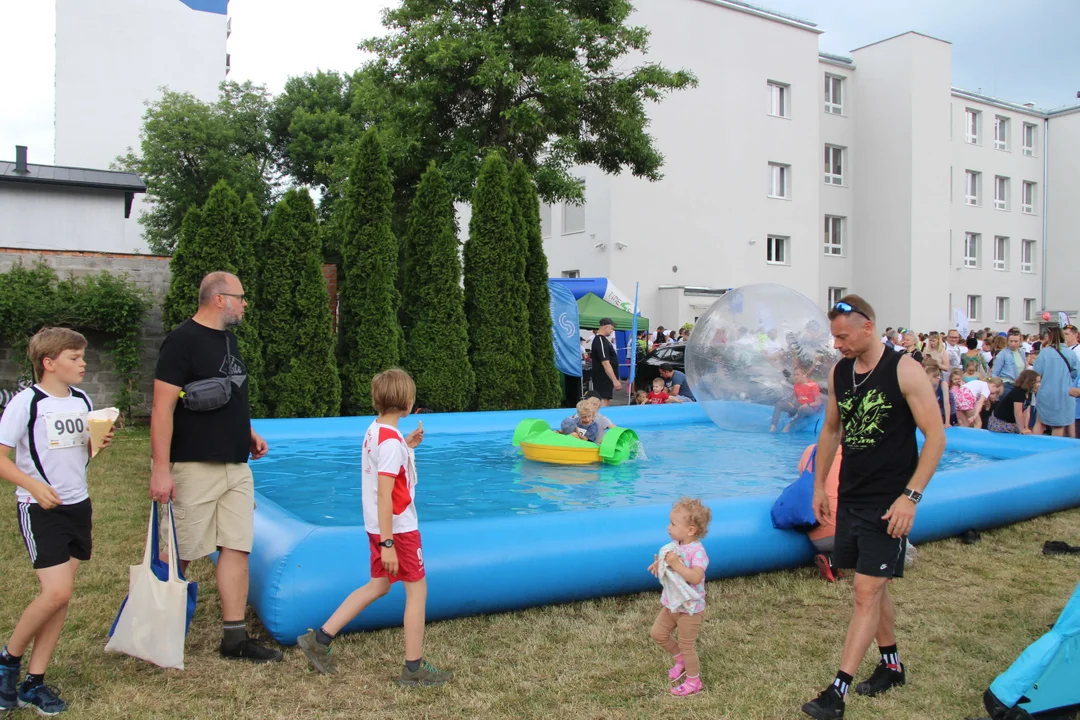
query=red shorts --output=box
[367,530,425,583]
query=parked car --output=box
[635,345,686,391]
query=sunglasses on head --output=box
[1065,325,1078,332]
[832,302,872,322]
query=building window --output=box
[562,180,586,234]
[768,163,790,199]
[1021,239,1035,273]
[767,81,789,117]
[967,295,981,322]
[994,176,1009,210]
[994,236,1009,271]
[766,235,789,265]
[561,269,580,278]
[824,215,844,256]
[994,116,1009,150]
[964,232,980,268]
[1021,181,1035,214]
[539,203,552,238]
[824,145,844,185]
[828,287,846,307]
[1022,123,1036,156]
[996,297,1009,323]
[965,109,980,144]
[824,75,843,114]
[1024,298,1036,322]
[965,170,980,206]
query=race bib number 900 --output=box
[45,412,89,449]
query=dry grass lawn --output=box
[0,428,1077,719]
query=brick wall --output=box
[0,247,339,416]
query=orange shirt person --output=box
[799,444,841,582]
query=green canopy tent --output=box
[576,292,650,332]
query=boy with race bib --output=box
[0,328,113,715]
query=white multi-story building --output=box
[540,0,1080,333]
[54,0,230,253]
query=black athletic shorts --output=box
[591,375,614,400]
[16,499,93,570]
[832,506,906,578]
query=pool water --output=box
[252,424,995,526]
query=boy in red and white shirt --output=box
[297,369,452,687]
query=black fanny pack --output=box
[179,335,233,412]
[180,376,232,412]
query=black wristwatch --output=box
[378,539,394,548]
[902,488,923,504]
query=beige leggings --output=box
[650,607,705,677]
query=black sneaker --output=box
[220,638,283,664]
[855,660,906,697]
[802,686,845,719]
[17,683,67,716]
[0,664,18,711]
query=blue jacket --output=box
[992,348,1026,383]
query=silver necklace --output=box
[851,350,884,390]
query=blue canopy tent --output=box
[983,580,1080,719]
[549,277,649,381]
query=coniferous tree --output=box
[162,180,243,329]
[511,161,562,408]
[260,189,341,417]
[402,163,474,412]
[234,193,266,417]
[463,154,534,410]
[338,128,401,415]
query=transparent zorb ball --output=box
[684,284,839,432]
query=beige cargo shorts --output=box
[167,462,254,561]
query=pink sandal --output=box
[671,675,703,696]
[668,655,685,682]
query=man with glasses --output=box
[801,295,945,720]
[945,330,964,370]
[149,272,281,663]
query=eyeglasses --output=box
[217,292,247,302]
[832,302,871,322]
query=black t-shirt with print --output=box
[155,319,250,464]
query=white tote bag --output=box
[105,502,190,669]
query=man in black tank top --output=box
[801,295,946,720]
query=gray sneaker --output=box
[396,660,453,687]
[296,630,336,675]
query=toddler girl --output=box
[949,368,978,427]
[648,498,711,696]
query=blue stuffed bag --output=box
[770,447,821,531]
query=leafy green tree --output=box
[120,81,277,254]
[510,161,561,408]
[259,189,341,417]
[161,182,267,414]
[338,128,402,415]
[402,163,475,412]
[272,1,695,208]
[463,153,534,410]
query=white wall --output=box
[55,0,227,252]
[818,60,855,308]
[1045,110,1080,313]
[949,98,1045,332]
[0,185,130,253]
[540,0,823,327]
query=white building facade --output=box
[539,0,1080,333]
[54,0,230,253]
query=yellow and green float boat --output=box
[511,419,640,466]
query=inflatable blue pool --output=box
[248,403,1080,645]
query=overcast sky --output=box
[2,0,1077,165]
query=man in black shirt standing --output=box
[802,295,944,720]
[150,272,281,663]
[590,318,622,407]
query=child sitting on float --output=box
[560,397,614,443]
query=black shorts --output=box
[832,506,906,578]
[591,375,614,400]
[16,499,93,570]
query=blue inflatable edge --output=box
[249,405,1080,645]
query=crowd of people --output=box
[878,323,1080,437]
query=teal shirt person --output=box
[1033,345,1079,428]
